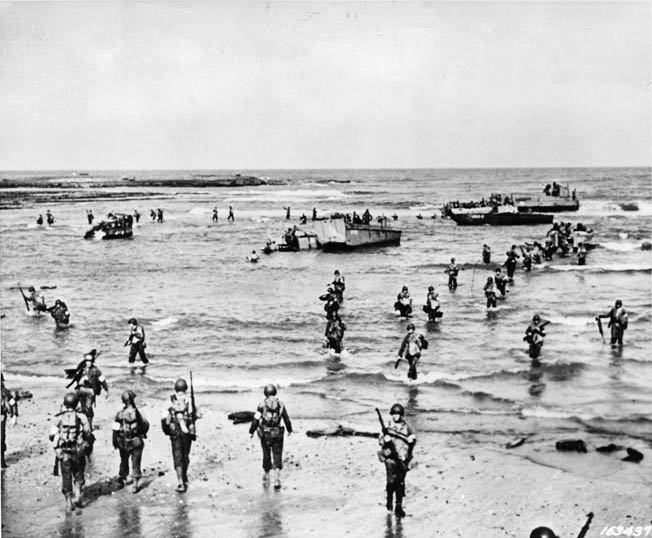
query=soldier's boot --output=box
[132,477,140,493]
[385,485,394,511]
[273,468,281,490]
[175,467,186,492]
[65,494,75,511]
[73,483,83,507]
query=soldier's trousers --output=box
[60,451,86,495]
[170,435,192,477]
[260,436,284,472]
[384,459,406,499]
[119,444,144,480]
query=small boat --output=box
[450,205,553,226]
[84,213,134,240]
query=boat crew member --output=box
[394,286,412,318]
[362,209,372,224]
[249,384,292,490]
[378,403,416,518]
[125,318,149,364]
[597,300,628,347]
[1,374,18,468]
[161,378,200,492]
[113,390,149,493]
[397,323,427,380]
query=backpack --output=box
[57,411,84,450]
[260,398,284,440]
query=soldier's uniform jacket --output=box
[113,406,149,450]
[379,417,416,462]
[49,410,91,461]
[2,387,17,422]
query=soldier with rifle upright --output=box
[376,403,416,518]
[161,375,200,492]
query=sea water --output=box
[0,167,650,443]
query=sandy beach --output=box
[2,378,650,538]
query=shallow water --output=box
[1,167,651,443]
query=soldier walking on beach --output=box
[49,392,92,510]
[125,318,149,365]
[1,374,18,468]
[377,403,416,518]
[113,391,149,493]
[161,378,199,492]
[228,205,235,222]
[249,384,292,490]
[212,207,218,222]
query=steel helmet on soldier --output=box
[175,378,188,392]
[451,257,455,262]
[264,384,277,397]
[390,403,404,416]
[428,286,434,291]
[128,318,137,325]
[63,392,79,408]
[530,527,558,538]
[121,390,135,405]
[406,323,415,331]
[533,314,541,323]
[615,299,622,307]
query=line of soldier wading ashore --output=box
[2,207,633,538]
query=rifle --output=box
[595,317,605,343]
[53,455,59,476]
[375,408,409,473]
[577,512,593,538]
[190,371,197,440]
[17,284,30,312]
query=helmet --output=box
[55,299,62,306]
[402,285,408,291]
[28,286,35,292]
[529,527,558,538]
[63,392,79,409]
[451,257,455,263]
[533,314,540,323]
[487,277,493,282]
[128,318,137,325]
[390,403,404,416]
[406,323,415,331]
[428,286,434,291]
[334,270,340,275]
[264,384,277,397]
[83,348,97,361]
[174,378,188,392]
[615,300,622,307]
[121,390,135,405]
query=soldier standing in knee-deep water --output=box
[1,374,18,469]
[113,391,149,493]
[161,378,199,492]
[377,403,416,518]
[249,384,292,490]
[125,318,149,365]
[49,392,92,510]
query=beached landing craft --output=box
[450,205,554,226]
[278,214,402,251]
[84,213,134,239]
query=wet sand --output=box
[2,381,650,538]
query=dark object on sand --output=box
[227,411,255,424]
[642,241,651,251]
[596,443,623,453]
[506,437,527,449]
[622,447,643,463]
[619,202,639,211]
[306,424,378,439]
[17,390,33,399]
[555,439,587,453]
